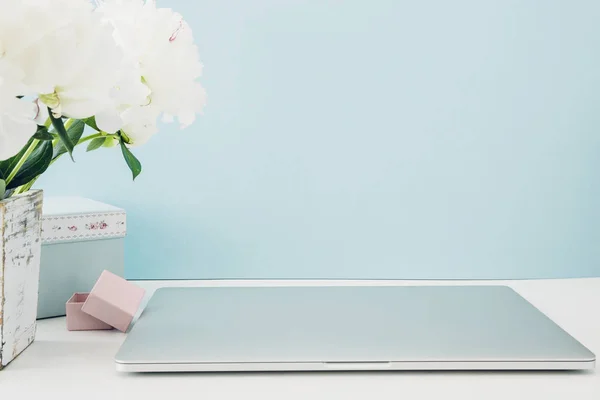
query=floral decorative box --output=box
[37,197,127,319]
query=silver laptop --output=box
[115,285,595,372]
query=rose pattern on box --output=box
[42,212,126,244]
[85,221,109,230]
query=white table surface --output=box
[1,278,599,400]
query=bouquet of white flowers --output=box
[0,0,206,199]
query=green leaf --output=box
[49,109,75,160]
[0,138,34,180]
[32,125,54,141]
[6,141,53,189]
[82,116,99,132]
[86,137,106,152]
[0,179,5,200]
[103,136,118,148]
[52,119,85,160]
[119,139,142,180]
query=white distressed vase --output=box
[0,190,43,369]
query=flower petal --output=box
[0,96,37,160]
[95,108,124,134]
[120,105,160,147]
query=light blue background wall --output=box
[37,0,600,280]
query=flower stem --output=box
[11,127,115,197]
[5,139,40,186]
[77,133,104,144]
[64,118,74,130]
[45,133,108,169]
[13,181,33,195]
[12,130,116,196]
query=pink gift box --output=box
[80,270,146,332]
[66,293,113,331]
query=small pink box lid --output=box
[81,270,145,332]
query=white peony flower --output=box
[0,61,37,160]
[0,0,124,119]
[95,0,206,146]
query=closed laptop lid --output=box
[115,285,595,371]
